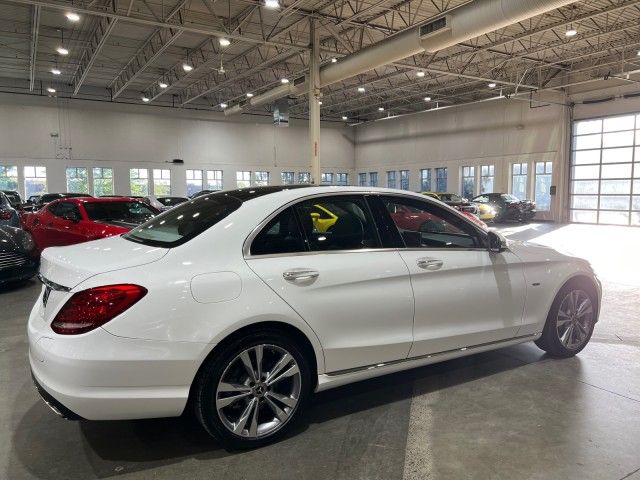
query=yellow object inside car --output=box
[310,204,338,232]
[476,203,496,221]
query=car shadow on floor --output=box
[9,344,548,479]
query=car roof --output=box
[50,196,146,205]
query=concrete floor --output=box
[1,223,639,480]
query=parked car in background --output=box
[472,193,536,223]
[21,193,93,212]
[22,197,159,254]
[143,195,189,211]
[421,192,479,215]
[29,186,600,449]
[1,190,22,208]
[190,189,220,199]
[0,192,20,227]
[26,195,42,205]
[0,226,38,286]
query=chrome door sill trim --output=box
[325,333,538,377]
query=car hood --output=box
[39,235,168,289]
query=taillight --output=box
[51,284,147,335]
[0,210,12,220]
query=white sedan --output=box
[28,186,600,448]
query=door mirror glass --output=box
[488,230,507,252]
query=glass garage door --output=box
[570,113,640,226]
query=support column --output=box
[309,19,321,185]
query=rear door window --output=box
[250,207,306,255]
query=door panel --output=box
[247,251,414,373]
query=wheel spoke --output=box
[249,399,259,437]
[558,309,571,320]
[233,398,256,435]
[255,345,264,380]
[576,299,593,318]
[217,392,251,409]
[265,353,292,384]
[239,350,258,382]
[556,317,572,327]
[568,291,577,315]
[575,321,588,338]
[266,364,300,386]
[561,324,574,347]
[265,396,290,422]
[266,391,297,408]
[218,382,251,394]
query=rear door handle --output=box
[283,268,320,282]
[416,257,443,270]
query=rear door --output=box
[245,194,414,373]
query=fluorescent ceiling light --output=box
[264,0,279,8]
[220,103,228,108]
[141,96,150,102]
[51,68,61,75]
[56,47,69,55]
[65,12,80,22]
[416,71,425,77]
[281,78,289,84]
[182,63,193,72]
[341,116,348,120]
[488,82,497,88]
[424,96,431,101]
[565,27,577,37]
[318,101,323,105]
[357,87,365,93]
[158,81,168,88]
[246,92,254,98]
[46,87,56,93]
[219,37,231,47]
[331,58,337,63]
[378,107,384,111]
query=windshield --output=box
[501,194,520,202]
[84,201,156,223]
[124,194,242,247]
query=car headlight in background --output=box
[21,231,35,252]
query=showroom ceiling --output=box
[1,0,639,121]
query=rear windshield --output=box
[123,194,242,247]
[85,201,157,223]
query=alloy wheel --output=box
[556,289,594,350]
[215,344,302,438]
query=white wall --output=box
[0,93,355,197]
[355,93,569,221]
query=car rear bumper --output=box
[28,304,211,420]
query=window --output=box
[571,113,640,225]
[24,166,47,197]
[237,171,251,188]
[400,170,410,190]
[84,201,156,223]
[420,169,431,191]
[250,207,305,255]
[461,166,475,198]
[153,169,171,195]
[207,170,223,191]
[125,195,242,247]
[534,161,553,212]
[435,168,447,192]
[281,171,295,185]
[254,171,270,186]
[294,196,379,251]
[381,196,481,249]
[386,171,396,188]
[92,167,113,196]
[358,173,367,186]
[480,165,494,194]
[65,167,89,194]
[298,172,311,184]
[511,163,528,200]
[0,165,18,191]
[321,173,333,185]
[49,201,81,221]
[130,168,149,196]
[186,169,203,196]
[369,172,378,187]
[336,173,348,186]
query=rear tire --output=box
[535,282,597,358]
[192,328,312,449]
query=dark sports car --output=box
[21,192,93,212]
[471,193,536,223]
[0,226,39,286]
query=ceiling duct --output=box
[225,0,579,115]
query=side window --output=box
[381,196,483,249]
[294,196,379,251]
[49,202,78,219]
[251,207,306,256]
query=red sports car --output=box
[22,197,159,254]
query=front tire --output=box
[193,329,312,449]
[535,283,597,358]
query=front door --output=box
[245,194,414,373]
[378,195,526,357]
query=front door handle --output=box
[416,257,443,270]
[283,268,320,282]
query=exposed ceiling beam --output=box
[28,4,40,91]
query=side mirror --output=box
[488,230,507,253]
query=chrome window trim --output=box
[243,190,489,259]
